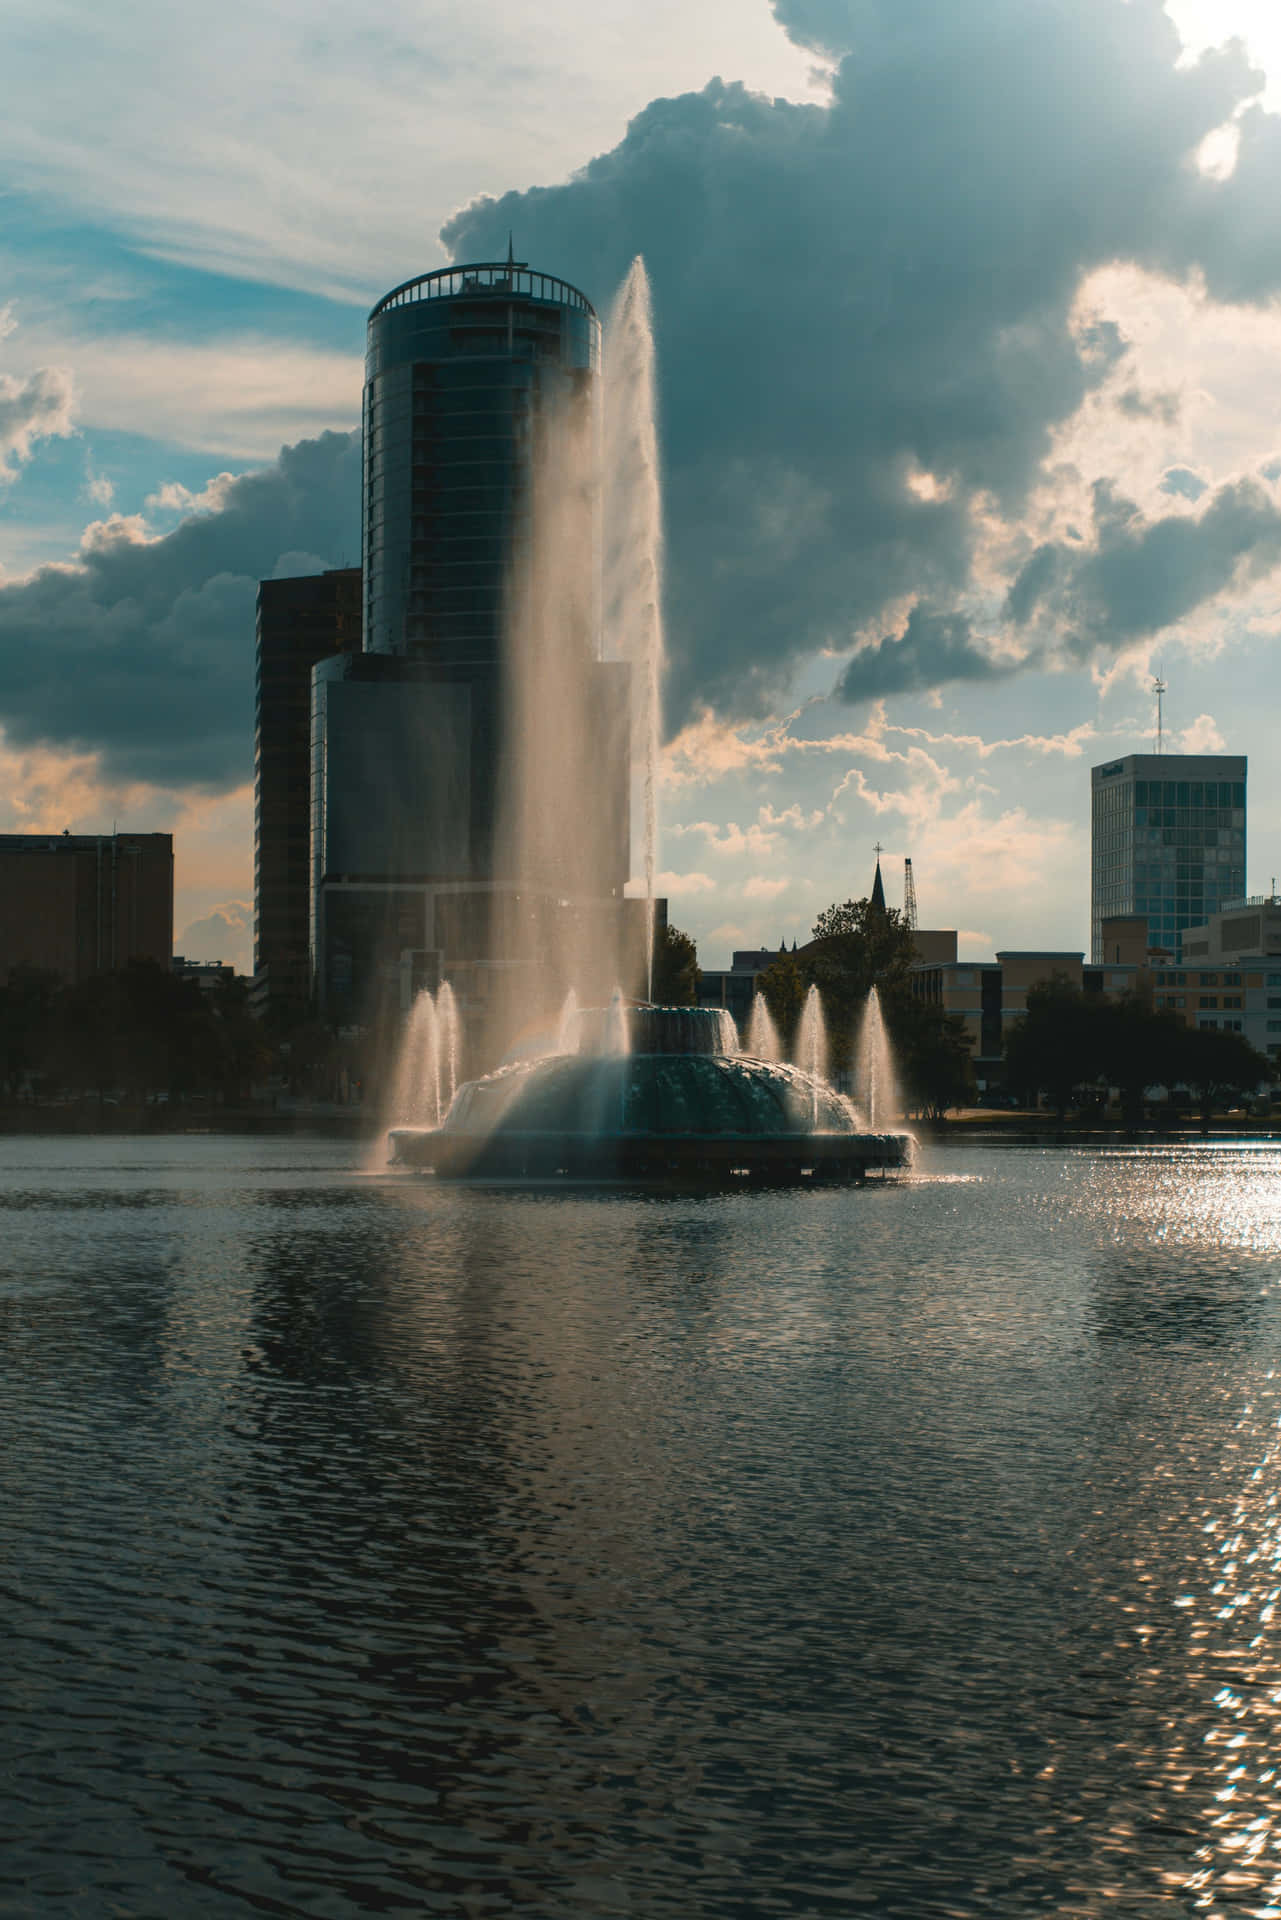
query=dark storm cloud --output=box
[444,0,1277,717]
[5,0,1281,782]
[1006,476,1281,652]
[0,431,358,785]
[835,607,1012,702]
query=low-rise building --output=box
[910,949,1143,1089]
[0,832,173,986]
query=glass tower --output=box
[1090,753,1247,961]
[363,259,600,660]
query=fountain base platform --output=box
[389,1125,910,1184]
[386,1009,911,1186]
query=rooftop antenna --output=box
[1153,671,1167,754]
[903,856,918,933]
[506,232,515,270]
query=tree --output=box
[757,951,808,1053]
[894,997,976,1119]
[804,896,918,1074]
[1002,974,1106,1120]
[1174,1025,1268,1132]
[651,924,700,1006]
[0,968,60,1096]
[1095,995,1182,1129]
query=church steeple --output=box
[869,842,886,913]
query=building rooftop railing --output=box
[1221,896,1281,912]
[370,263,597,323]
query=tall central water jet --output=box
[747,991,782,1063]
[795,986,829,1130]
[605,259,664,999]
[857,985,901,1131]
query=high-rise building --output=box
[253,568,361,1018]
[1090,753,1247,962]
[311,259,629,1028]
[0,832,172,985]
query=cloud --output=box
[1160,465,1209,501]
[1006,475,1281,653]
[1116,385,1181,426]
[443,0,1281,721]
[654,868,717,895]
[20,333,361,459]
[176,899,252,973]
[834,606,1014,706]
[0,365,74,479]
[669,818,781,858]
[1178,711,1227,752]
[743,875,790,899]
[0,430,359,785]
[0,0,820,302]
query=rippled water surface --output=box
[7,1138,1281,1916]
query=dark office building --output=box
[0,832,172,985]
[312,259,629,1026]
[253,568,361,1016]
[363,257,598,661]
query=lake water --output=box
[5,1136,1281,1917]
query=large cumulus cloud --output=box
[0,431,358,785]
[5,0,1281,788]
[444,0,1281,717]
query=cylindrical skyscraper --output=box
[311,259,632,1035]
[362,258,600,659]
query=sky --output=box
[3,0,1281,973]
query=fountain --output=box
[390,1001,910,1182]
[383,254,911,1184]
[856,985,902,1132]
[746,991,782,1063]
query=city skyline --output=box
[5,0,1281,973]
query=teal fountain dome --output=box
[389,1004,911,1184]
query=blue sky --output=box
[2,0,1281,972]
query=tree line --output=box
[1004,973,1267,1125]
[0,961,274,1107]
[749,897,1272,1123]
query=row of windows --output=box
[1133,809,1243,832]
[1154,971,1248,986]
[1133,780,1244,807]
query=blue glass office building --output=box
[311,261,629,1023]
[363,260,600,661]
[1091,753,1247,961]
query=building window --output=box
[1199,1017,1219,1030]
[1224,972,1242,986]
[1199,996,1219,1009]
[1199,973,1219,987]
[1222,996,1242,1009]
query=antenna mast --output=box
[1153,673,1167,755]
[903,856,918,932]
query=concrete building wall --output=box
[0,834,172,985]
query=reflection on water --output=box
[7,1139,1281,1913]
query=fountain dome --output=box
[389,1004,911,1183]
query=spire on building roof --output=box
[870,841,886,913]
[507,232,516,270]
